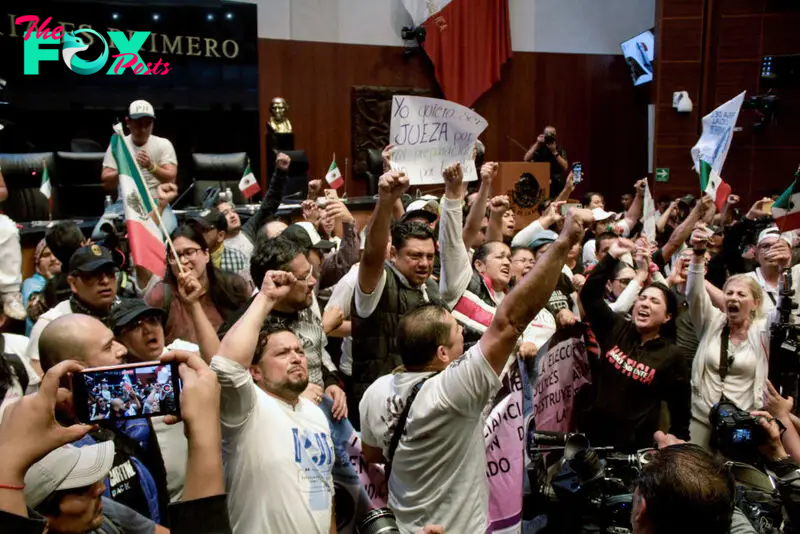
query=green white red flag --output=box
[111,123,166,277]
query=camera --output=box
[710,399,769,463]
[357,508,399,534]
[543,133,556,145]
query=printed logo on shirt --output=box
[606,346,656,385]
[292,428,334,511]
[548,290,570,312]
[108,460,137,497]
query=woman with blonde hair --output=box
[687,226,771,449]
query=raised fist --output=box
[260,270,297,303]
[480,162,498,184]
[276,152,291,172]
[378,171,409,202]
[489,195,510,214]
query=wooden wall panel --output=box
[654,0,800,203]
[717,16,762,60]
[258,39,648,208]
[762,13,800,55]
[659,19,705,61]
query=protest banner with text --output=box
[485,359,529,533]
[529,324,595,433]
[389,95,488,185]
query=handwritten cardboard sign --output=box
[389,95,488,185]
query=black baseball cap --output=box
[69,245,116,274]
[110,299,164,334]
[282,222,335,252]
[192,208,228,232]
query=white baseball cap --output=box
[128,99,156,119]
[591,208,615,222]
[24,442,115,508]
[757,226,793,246]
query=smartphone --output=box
[561,202,581,216]
[763,200,774,215]
[72,361,181,423]
[324,189,339,201]
[572,162,582,184]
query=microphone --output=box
[173,180,197,208]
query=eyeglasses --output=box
[122,315,161,333]
[297,270,314,284]
[76,266,117,281]
[168,247,202,264]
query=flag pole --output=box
[117,126,184,274]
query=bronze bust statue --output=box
[268,97,292,134]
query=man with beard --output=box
[211,271,335,534]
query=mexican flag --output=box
[111,123,166,277]
[773,181,800,232]
[691,91,745,211]
[39,163,51,201]
[699,160,732,212]
[400,0,511,106]
[325,156,343,189]
[39,162,53,217]
[238,163,260,199]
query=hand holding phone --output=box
[572,162,583,185]
[72,361,182,424]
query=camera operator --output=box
[523,125,568,199]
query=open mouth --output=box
[636,309,651,321]
[727,302,740,313]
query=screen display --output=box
[732,428,752,443]
[621,30,655,86]
[81,363,179,422]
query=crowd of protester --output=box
[1,107,800,534]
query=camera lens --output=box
[357,508,400,534]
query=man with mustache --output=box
[351,171,440,428]
[27,245,121,379]
[211,270,335,534]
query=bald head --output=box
[39,314,126,372]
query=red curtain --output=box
[421,0,512,107]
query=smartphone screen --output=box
[572,162,582,184]
[561,203,581,216]
[72,361,181,423]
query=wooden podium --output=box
[497,162,550,230]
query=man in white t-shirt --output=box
[210,270,335,534]
[102,100,177,197]
[97,99,178,238]
[359,207,593,533]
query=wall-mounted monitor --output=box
[621,30,655,86]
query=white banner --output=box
[389,95,488,185]
[690,91,745,174]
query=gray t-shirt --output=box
[90,497,155,534]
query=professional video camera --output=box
[769,268,800,409]
[526,428,656,534]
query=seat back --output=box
[54,151,108,218]
[191,152,248,206]
[0,152,55,221]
